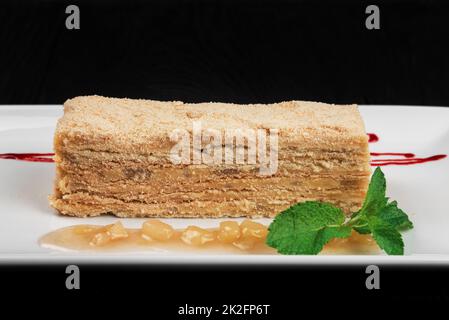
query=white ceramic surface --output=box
[0,105,448,264]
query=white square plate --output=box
[0,105,448,264]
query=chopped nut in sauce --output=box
[181,226,215,246]
[141,219,175,241]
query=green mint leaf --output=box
[352,200,413,234]
[353,225,371,234]
[266,202,351,255]
[369,217,404,255]
[350,210,371,234]
[359,167,387,217]
[351,167,413,236]
[317,225,353,247]
[378,201,413,230]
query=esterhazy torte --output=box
[49,95,371,218]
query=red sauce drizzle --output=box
[371,154,446,166]
[367,133,446,166]
[370,152,415,158]
[0,153,55,163]
[367,133,379,143]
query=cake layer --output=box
[58,151,369,176]
[50,192,364,218]
[55,96,369,155]
[51,191,366,217]
[58,149,369,166]
[57,160,370,186]
[57,173,369,196]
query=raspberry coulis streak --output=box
[367,133,379,143]
[367,133,446,166]
[0,153,54,163]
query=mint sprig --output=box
[266,167,413,255]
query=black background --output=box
[1,0,449,105]
[1,0,449,313]
[2,264,449,314]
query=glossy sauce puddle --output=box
[39,224,379,255]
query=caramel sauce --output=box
[39,222,380,255]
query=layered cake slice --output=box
[49,95,371,218]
